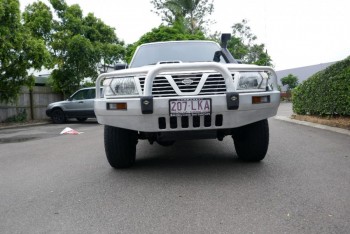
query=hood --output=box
[48,100,69,107]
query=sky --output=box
[19,0,350,70]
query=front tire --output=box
[51,109,66,124]
[104,126,138,168]
[232,119,269,162]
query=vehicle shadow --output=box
[64,118,98,124]
[108,139,270,182]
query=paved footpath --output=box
[275,103,350,136]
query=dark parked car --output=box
[46,87,99,124]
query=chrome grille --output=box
[138,73,233,97]
[199,74,227,95]
[139,76,177,97]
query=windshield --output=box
[129,41,223,68]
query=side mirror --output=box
[114,63,128,70]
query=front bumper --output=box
[94,91,280,132]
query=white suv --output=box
[94,34,280,168]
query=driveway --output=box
[0,118,349,233]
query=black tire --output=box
[51,109,66,124]
[77,117,87,122]
[232,119,269,162]
[104,125,138,168]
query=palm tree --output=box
[151,0,214,34]
[165,0,200,32]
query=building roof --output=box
[276,61,337,91]
[276,61,336,84]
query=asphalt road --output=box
[0,118,349,233]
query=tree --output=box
[84,13,125,73]
[227,19,272,66]
[0,0,50,103]
[96,42,125,73]
[151,0,214,34]
[22,1,53,43]
[125,25,205,63]
[23,0,125,97]
[281,74,299,91]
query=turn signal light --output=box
[107,103,127,110]
[252,96,270,104]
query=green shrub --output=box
[3,109,27,123]
[292,56,350,116]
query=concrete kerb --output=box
[0,121,50,130]
[274,116,350,136]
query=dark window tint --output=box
[72,90,88,100]
[86,89,96,99]
[71,89,95,100]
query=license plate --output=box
[169,98,211,117]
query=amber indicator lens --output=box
[107,103,127,110]
[252,96,270,104]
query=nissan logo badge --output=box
[182,78,193,86]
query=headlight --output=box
[238,72,270,90]
[103,77,139,96]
